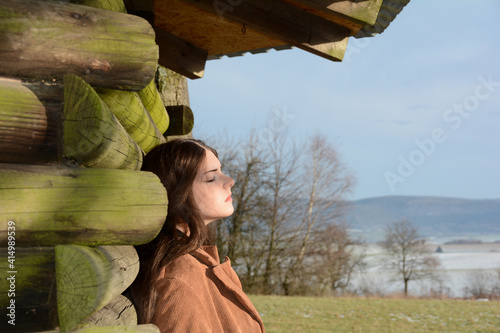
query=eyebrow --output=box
[203,168,218,175]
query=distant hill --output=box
[344,196,500,242]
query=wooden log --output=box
[66,0,127,13]
[63,74,143,169]
[72,324,160,333]
[56,245,139,332]
[0,0,158,90]
[136,78,170,134]
[33,324,160,333]
[80,294,136,327]
[0,163,168,246]
[0,78,62,164]
[0,247,57,333]
[156,65,191,108]
[165,105,194,137]
[95,88,166,154]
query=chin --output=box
[222,211,234,219]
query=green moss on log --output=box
[69,0,127,13]
[80,294,137,327]
[96,88,165,154]
[0,0,158,90]
[73,324,160,333]
[137,78,170,134]
[56,245,139,332]
[63,74,143,169]
[0,163,168,246]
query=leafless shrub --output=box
[462,270,499,299]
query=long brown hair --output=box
[130,138,217,324]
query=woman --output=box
[131,138,265,333]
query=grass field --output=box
[250,295,500,332]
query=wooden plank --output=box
[63,74,143,169]
[0,0,158,90]
[0,247,57,333]
[179,0,351,61]
[0,78,62,164]
[56,245,139,332]
[154,26,208,79]
[354,0,411,38]
[165,105,194,136]
[137,78,170,134]
[95,88,166,154]
[0,163,168,246]
[153,0,288,57]
[283,0,384,33]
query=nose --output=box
[225,174,235,188]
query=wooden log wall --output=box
[0,0,191,332]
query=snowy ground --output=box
[348,243,500,298]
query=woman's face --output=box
[192,150,235,225]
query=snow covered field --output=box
[348,242,500,298]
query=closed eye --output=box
[207,176,216,183]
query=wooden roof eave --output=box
[125,0,387,79]
[179,0,352,59]
[354,0,411,38]
[282,0,384,34]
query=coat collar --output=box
[190,245,265,332]
[191,245,220,267]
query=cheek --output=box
[193,185,212,210]
[193,190,204,210]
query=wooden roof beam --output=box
[181,0,352,62]
[125,0,208,79]
[285,0,384,29]
[154,26,208,79]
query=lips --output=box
[225,194,232,202]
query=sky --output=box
[187,1,500,201]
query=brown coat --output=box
[151,245,265,333]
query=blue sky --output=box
[188,0,500,201]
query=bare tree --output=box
[382,219,441,296]
[463,270,499,299]
[260,129,302,294]
[313,223,366,294]
[283,222,366,296]
[281,134,356,295]
[494,269,500,299]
